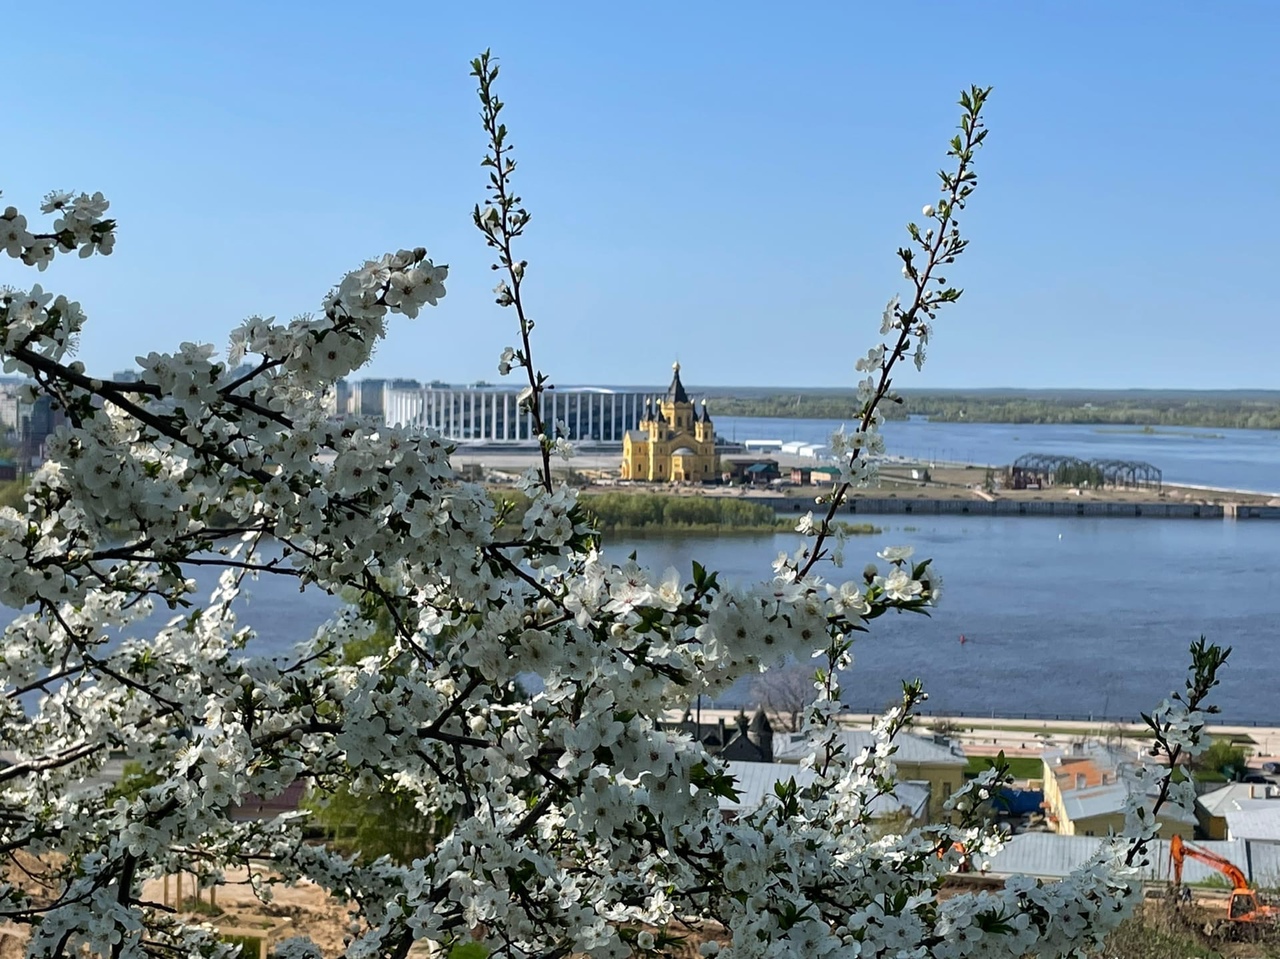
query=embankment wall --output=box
[750,497,1280,519]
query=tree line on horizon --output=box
[704,390,1280,429]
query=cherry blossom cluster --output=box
[0,63,1228,959]
[1,191,115,272]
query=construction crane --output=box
[1169,834,1278,925]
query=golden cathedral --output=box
[620,363,719,482]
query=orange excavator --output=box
[936,841,971,873]
[1169,834,1278,926]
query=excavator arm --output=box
[1170,835,1250,890]
[1171,836,1278,929]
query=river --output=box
[618,521,1280,724]
[5,516,1273,724]
[4,420,1278,722]
[717,416,1280,494]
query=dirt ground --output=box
[142,868,361,955]
[1116,899,1280,958]
[0,867,361,959]
[4,880,1277,958]
[0,874,716,958]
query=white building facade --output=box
[382,385,652,444]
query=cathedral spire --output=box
[666,361,690,405]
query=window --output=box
[1231,895,1256,920]
[1075,773,1086,790]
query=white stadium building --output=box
[381,384,652,444]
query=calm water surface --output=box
[615,519,1280,723]
[7,517,1270,722]
[718,416,1280,494]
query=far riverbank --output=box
[461,448,1280,518]
[719,416,1280,495]
[702,391,1280,432]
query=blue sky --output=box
[4,2,1277,389]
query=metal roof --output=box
[1059,783,1195,827]
[1226,808,1280,843]
[720,761,816,813]
[408,384,647,395]
[984,834,1276,885]
[720,761,929,820]
[665,364,690,405]
[773,731,966,767]
[1252,843,1280,888]
[1198,783,1280,817]
[1061,783,1130,821]
[984,834,1100,879]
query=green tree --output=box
[304,782,442,865]
[303,598,446,865]
[1198,738,1250,781]
[306,595,532,864]
[105,761,162,805]
[0,479,27,511]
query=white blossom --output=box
[877,545,915,564]
[0,76,1203,959]
[498,345,517,374]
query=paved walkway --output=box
[845,713,1280,767]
